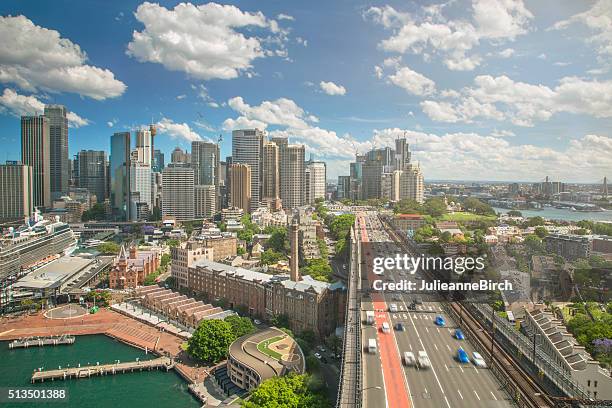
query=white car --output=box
[389,304,398,313]
[472,352,487,368]
[417,350,431,369]
[254,319,261,325]
[381,322,391,333]
[314,352,322,359]
[403,351,416,367]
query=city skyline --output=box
[0,1,610,182]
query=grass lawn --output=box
[439,212,496,222]
[257,335,285,360]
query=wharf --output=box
[9,335,75,349]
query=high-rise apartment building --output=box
[162,163,194,221]
[195,185,216,219]
[305,161,326,204]
[232,129,264,211]
[229,163,251,213]
[110,132,131,220]
[44,105,69,199]
[171,147,190,164]
[280,144,305,209]
[262,140,281,209]
[0,161,33,222]
[76,150,107,203]
[397,164,424,203]
[21,115,51,208]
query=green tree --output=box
[534,226,548,239]
[224,315,256,339]
[237,246,246,256]
[187,320,236,364]
[161,253,171,269]
[393,199,423,214]
[261,249,284,265]
[271,313,290,329]
[527,216,545,227]
[96,242,120,255]
[143,272,160,286]
[242,373,330,408]
[81,203,107,221]
[301,258,332,282]
[166,239,180,248]
[423,197,447,217]
[507,210,522,217]
[462,197,495,215]
[524,234,544,253]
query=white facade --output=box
[232,129,264,211]
[162,164,194,221]
[195,184,216,219]
[306,161,326,204]
[129,163,152,221]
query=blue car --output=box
[454,329,465,340]
[435,315,446,326]
[457,348,469,363]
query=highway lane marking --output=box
[474,366,479,374]
[444,396,451,407]
[434,344,438,351]
[409,343,412,351]
[425,327,429,333]
[459,365,464,373]
[474,390,481,401]
[444,364,449,372]
[490,391,497,400]
[457,389,463,399]
[446,344,451,352]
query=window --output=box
[587,380,591,387]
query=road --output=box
[358,212,514,408]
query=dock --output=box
[31,356,174,383]
[9,335,75,349]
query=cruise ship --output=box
[0,210,76,283]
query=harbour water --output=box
[0,335,199,408]
[493,207,612,222]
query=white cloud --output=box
[490,129,515,137]
[388,66,436,96]
[365,0,532,71]
[0,88,89,128]
[127,2,288,81]
[319,81,347,96]
[107,119,117,128]
[225,96,316,129]
[422,75,612,126]
[0,16,126,100]
[176,94,187,100]
[374,65,384,79]
[551,0,612,57]
[498,48,515,58]
[277,13,295,21]
[156,117,203,141]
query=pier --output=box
[31,356,174,383]
[9,335,75,349]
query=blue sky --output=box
[0,0,610,182]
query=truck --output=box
[389,303,398,313]
[368,338,377,354]
[366,310,375,325]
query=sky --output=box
[0,0,610,182]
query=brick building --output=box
[109,245,160,289]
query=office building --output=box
[305,160,326,204]
[44,105,69,199]
[337,176,351,200]
[395,137,411,171]
[280,144,305,209]
[135,129,153,166]
[544,234,592,261]
[110,132,131,220]
[361,160,383,200]
[229,163,251,213]
[195,184,216,219]
[0,162,33,222]
[170,241,213,289]
[129,163,152,221]
[191,141,219,186]
[171,147,190,164]
[76,150,107,203]
[232,129,264,211]
[261,140,281,210]
[21,115,51,208]
[162,163,195,221]
[153,149,165,172]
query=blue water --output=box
[0,335,199,408]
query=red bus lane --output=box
[360,215,412,408]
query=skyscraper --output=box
[305,160,326,204]
[195,184,216,219]
[153,149,165,172]
[361,160,383,200]
[77,150,107,203]
[262,140,281,209]
[398,164,424,204]
[162,163,194,221]
[280,144,305,209]
[21,115,51,208]
[135,129,152,166]
[171,147,190,164]
[110,132,131,220]
[191,141,219,186]
[229,163,251,213]
[232,129,264,211]
[395,137,411,171]
[129,162,152,220]
[0,161,33,222]
[44,105,69,199]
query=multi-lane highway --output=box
[357,212,514,408]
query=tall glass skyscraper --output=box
[44,105,69,199]
[21,115,51,208]
[110,132,131,220]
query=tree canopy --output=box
[187,319,236,364]
[96,242,120,255]
[242,374,330,408]
[224,315,256,339]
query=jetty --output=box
[31,356,173,383]
[9,335,75,349]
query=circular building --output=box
[227,327,305,391]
